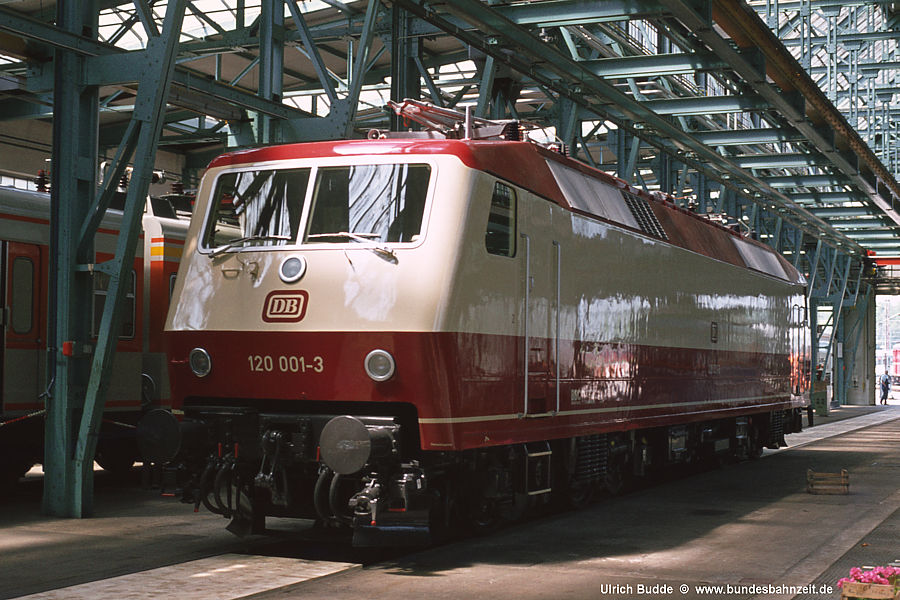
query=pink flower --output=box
[837,566,900,590]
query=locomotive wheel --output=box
[467,497,501,533]
[747,428,764,460]
[604,454,629,495]
[564,480,594,509]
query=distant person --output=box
[880,371,891,405]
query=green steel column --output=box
[43,0,100,518]
[830,255,854,407]
[615,128,627,182]
[833,308,845,406]
[343,0,380,137]
[474,55,496,118]
[257,0,284,144]
[390,5,420,130]
[809,296,818,375]
[64,0,186,517]
[555,97,578,152]
[657,152,673,196]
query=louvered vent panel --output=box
[623,193,668,240]
[574,434,608,485]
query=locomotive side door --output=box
[2,241,43,415]
[519,194,556,417]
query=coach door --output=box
[790,303,809,395]
[2,242,43,414]
[520,195,558,418]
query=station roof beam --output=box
[558,53,730,79]
[691,128,806,145]
[640,95,769,116]
[733,153,830,169]
[791,192,869,204]
[809,207,876,218]
[764,174,851,188]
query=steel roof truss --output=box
[659,0,900,227]
[395,0,862,254]
[286,0,338,104]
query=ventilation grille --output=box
[623,192,668,240]
[574,434,608,485]
[769,410,785,447]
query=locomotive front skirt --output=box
[148,135,810,544]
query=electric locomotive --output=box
[149,101,810,544]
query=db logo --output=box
[262,291,309,323]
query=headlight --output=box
[189,348,212,378]
[279,256,307,283]
[364,349,395,382]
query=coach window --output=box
[11,257,34,334]
[92,270,136,339]
[485,182,516,257]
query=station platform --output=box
[1,404,899,600]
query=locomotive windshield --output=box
[203,168,310,250]
[305,164,430,244]
[201,163,430,252]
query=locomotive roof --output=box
[208,139,569,203]
[207,139,803,286]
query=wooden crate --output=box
[841,581,899,600]
[806,469,849,494]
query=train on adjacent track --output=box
[144,101,811,545]
[0,182,189,482]
[890,345,900,385]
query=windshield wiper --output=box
[209,234,292,257]
[307,232,396,260]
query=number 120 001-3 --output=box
[248,354,324,373]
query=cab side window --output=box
[485,182,516,257]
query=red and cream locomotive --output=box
[149,101,810,544]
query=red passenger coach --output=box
[0,184,189,481]
[891,346,900,385]
[152,101,811,544]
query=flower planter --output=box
[840,581,900,600]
